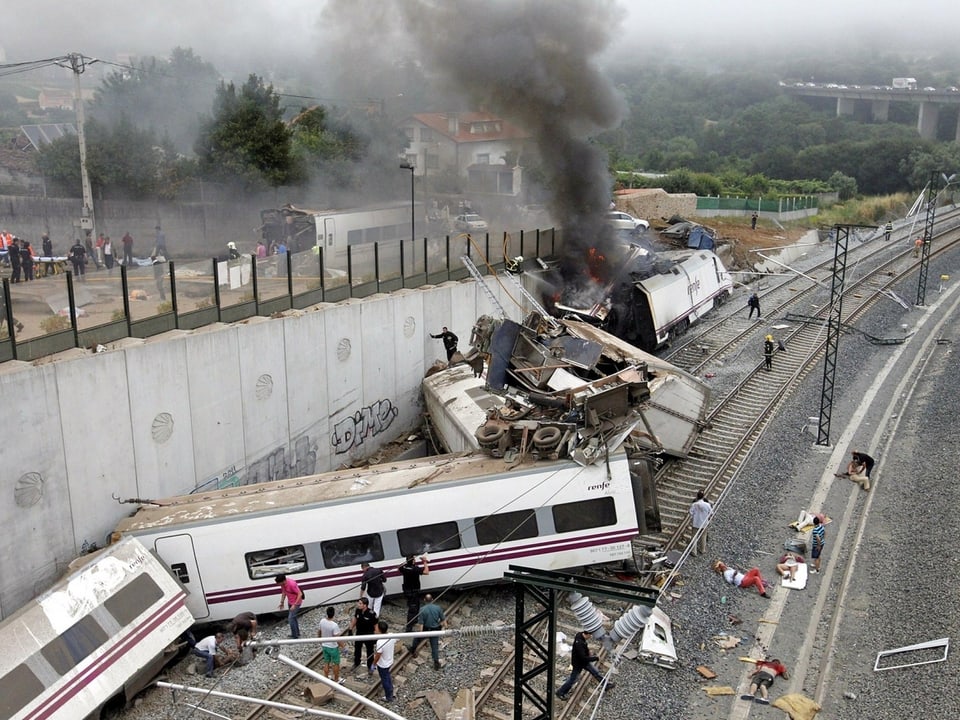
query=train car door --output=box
[155,534,209,619]
[323,217,336,250]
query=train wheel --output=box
[670,318,690,340]
[475,423,506,445]
[532,426,562,449]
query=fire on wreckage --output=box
[423,312,711,465]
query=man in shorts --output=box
[741,658,788,704]
[810,517,825,573]
[318,606,345,683]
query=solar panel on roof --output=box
[20,123,77,150]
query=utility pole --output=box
[68,52,96,242]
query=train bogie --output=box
[114,451,640,623]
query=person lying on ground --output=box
[713,560,770,597]
[741,658,789,705]
[776,552,805,581]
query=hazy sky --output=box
[2,0,957,74]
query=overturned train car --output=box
[558,249,733,352]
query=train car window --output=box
[397,522,461,556]
[321,535,384,569]
[244,546,307,579]
[347,229,362,245]
[41,615,109,674]
[105,573,164,626]
[552,497,617,533]
[0,663,45,718]
[474,510,539,545]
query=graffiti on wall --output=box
[196,432,319,491]
[331,399,398,454]
[243,433,318,485]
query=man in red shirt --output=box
[275,574,304,638]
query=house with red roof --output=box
[398,112,531,196]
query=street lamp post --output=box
[400,162,415,245]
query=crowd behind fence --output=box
[0,228,557,364]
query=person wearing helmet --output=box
[763,335,775,371]
[227,241,240,260]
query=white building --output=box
[399,111,531,196]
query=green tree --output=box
[195,75,300,190]
[828,171,858,200]
[36,116,174,199]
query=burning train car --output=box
[555,247,733,352]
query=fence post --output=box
[169,261,179,329]
[66,270,80,349]
[212,258,222,322]
[286,250,293,300]
[319,247,325,301]
[400,239,406,288]
[3,278,17,360]
[374,242,381,293]
[347,246,354,296]
[423,236,429,278]
[121,264,132,335]
[250,254,260,315]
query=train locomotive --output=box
[556,248,733,352]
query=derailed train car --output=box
[112,450,641,624]
[0,537,193,720]
[558,248,733,352]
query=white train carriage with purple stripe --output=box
[0,537,193,720]
[112,451,640,623]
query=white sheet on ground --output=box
[781,561,808,590]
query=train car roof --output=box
[114,451,625,534]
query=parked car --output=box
[608,211,650,231]
[454,213,489,232]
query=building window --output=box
[244,546,308,579]
[420,128,434,142]
[426,153,440,169]
[403,127,414,140]
[476,153,490,165]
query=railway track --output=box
[638,210,960,563]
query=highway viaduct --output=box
[783,84,960,141]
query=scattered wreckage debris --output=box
[874,637,950,671]
[423,312,710,463]
[697,665,718,679]
[703,686,736,696]
[713,634,743,650]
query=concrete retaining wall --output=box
[0,278,521,619]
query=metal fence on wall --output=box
[0,228,556,364]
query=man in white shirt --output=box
[689,490,713,555]
[318,606,345,683]
[191,632,223,678]
[371,620,396,702]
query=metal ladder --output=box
[499,268,560,329]
[460,255,506,318]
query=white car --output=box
[608,211,650,231]
[453,213,488,232]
